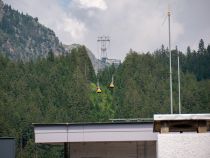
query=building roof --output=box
[33,120,156,144]
[33,118,154,127]
[153,114,210,133]
[154,114,210,121]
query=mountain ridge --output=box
[0,0,65,61]
[0,1,107,73]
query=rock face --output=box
[0,1,114,70]
[0,2,65,61]
[0,0,3,21]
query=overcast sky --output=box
[3,0,210,60]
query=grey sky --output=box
[3,0,210,60]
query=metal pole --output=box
[177,46,181,114]
[64,143,69,158]
[168,10,173,114]
[20,134,22,158]
[64,123,70,158]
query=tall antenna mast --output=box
[177,46,181,114]
[97,36,110,63]
[168,7,173,114]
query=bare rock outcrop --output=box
[0,0,4,21]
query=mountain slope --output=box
[0,0,3,21]
[64,44,109,73]
[0,0,109,71]
[0,1,65,61]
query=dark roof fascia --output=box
[33,121,154,127]
[0,137,15,139]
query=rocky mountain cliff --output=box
[0,0,107,72]
[0,0,3,21]
[0,0,65,61]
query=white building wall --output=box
[70,141,156,158]
[157,133,210,158]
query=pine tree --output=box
[198,39,205,53]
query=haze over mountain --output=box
[0,0,110,72]
[3,0,210,60]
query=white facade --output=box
[154,114,210,158]
[157,133,210,158]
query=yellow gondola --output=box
[109,83,114,88]
[96,87,102,93]
[96,79,102,93]
[109,75,114,88]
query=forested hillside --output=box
[97,40,210,120]
[0,45,114,157]
[110,40,210,118]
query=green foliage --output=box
[0,46,96,157]
[97,64,116,86]
[108,44,210,118]
[112,52,170,118]
[182,40,210,80]
[89,83,115,121]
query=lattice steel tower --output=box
[97,36,110,63]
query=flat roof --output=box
[153,114,210,133]
[33,121,156,143]
[154,114,210,121]
[33,119,154,127]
